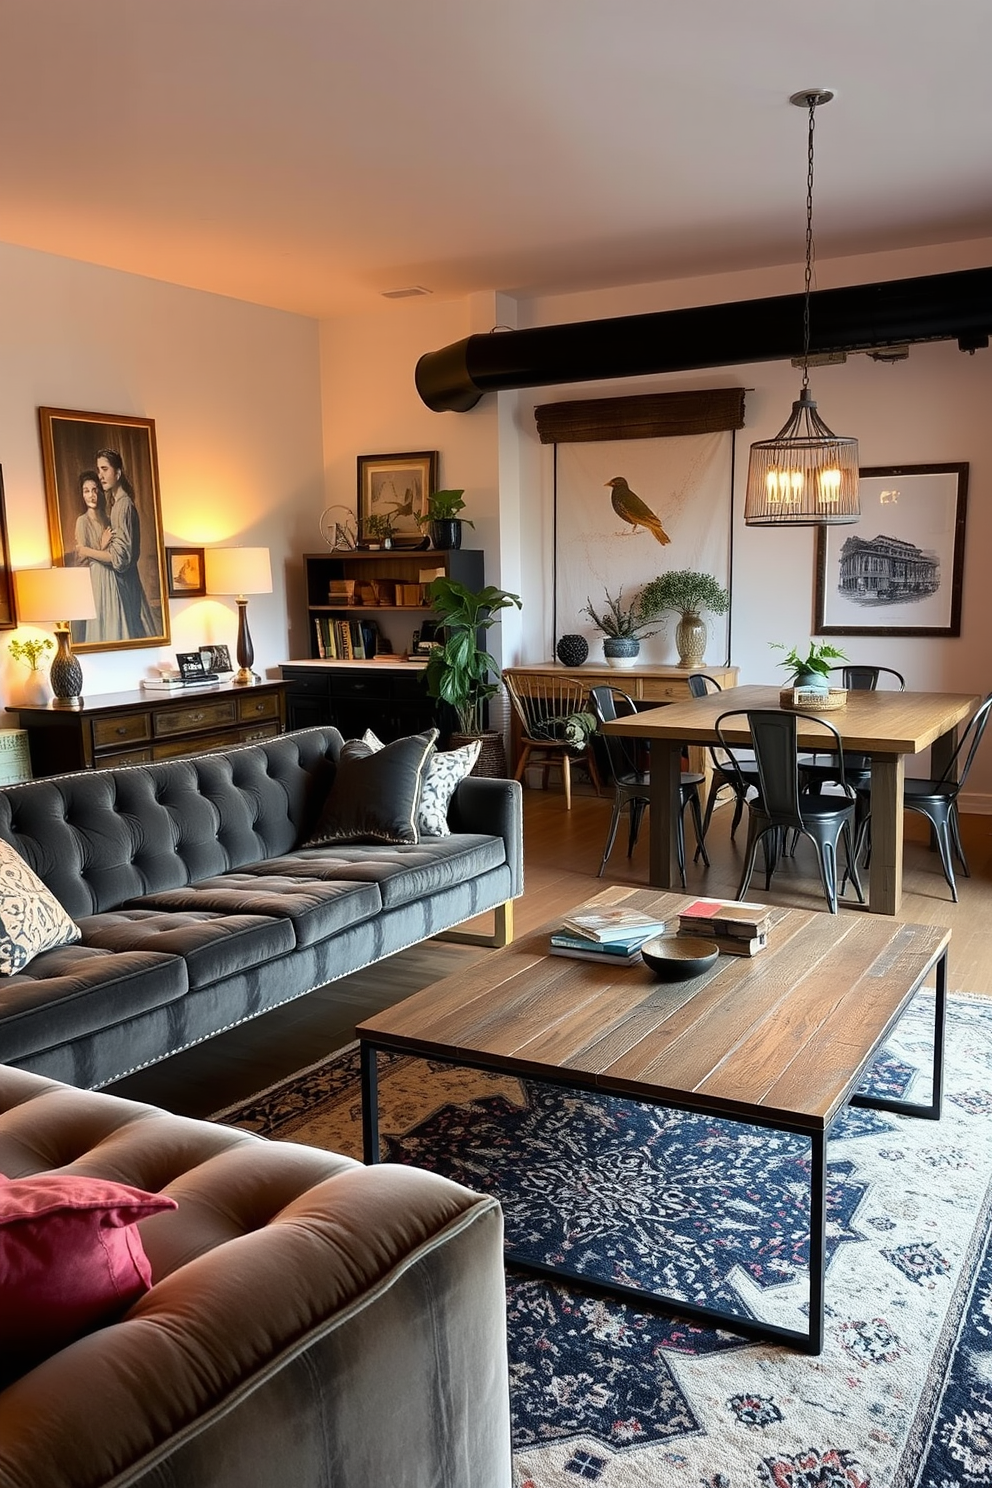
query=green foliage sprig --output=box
[423,576,521,734]
[770,639,847,685]
[582,587,659,639]
[640,569,730,620]
[8,636,54,670]
[416,490,475,529]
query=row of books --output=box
[313,617,378,660]
[547,899,773,965]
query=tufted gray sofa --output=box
[0,727,523,1091]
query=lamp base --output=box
[232,667,259,686]
[50,627,84,709]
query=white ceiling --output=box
[3,0,991,319]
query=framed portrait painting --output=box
[357,450,437,546]
[0,468,15,630]
[38,407,171,652]
[166,546,206,598]
[814,463,968,638]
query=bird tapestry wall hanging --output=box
[552,430,734,668]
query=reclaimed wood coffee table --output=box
[357,888,949,1353]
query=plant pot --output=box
[556,634,589,667]
[675,613,707,668]
[794,669,829,693]
[15,668,53,707]
[448,730,507,778]
[429,519,462,551]
[602,636,640,669]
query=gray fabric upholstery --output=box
[0,729,523,1089]
[0,1066,513,1488]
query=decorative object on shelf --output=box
[770,639,847,693]
[640,569,730,668]
[318,506,357,550]
[357,450,438,547]
[555,634,589,667]
[581,587,659,668]
[422,576,521,764]
[12,567,97,708]
[7,634,54,706]
[165,546,206,598]
[416,489,474,552]
[362,512,395,549]
[205,546,273,686]
[744,91,859,527]
[199,643,233,675]
[814,463,969,639]
[38,407,171,651]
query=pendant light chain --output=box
[801,95,816,393]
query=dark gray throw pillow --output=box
[300,729,438,847]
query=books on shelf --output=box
[549,931,643,965]
[560,906,671,945]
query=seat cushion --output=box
[242,834,508,910]
[124,877,383,949]
[77,910,296,990]
[0,949,189,1062]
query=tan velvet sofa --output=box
[0,1065,513,1488]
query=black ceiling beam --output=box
[414,266,992,413]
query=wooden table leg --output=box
[648,738,684,889]
[868,754,905,915]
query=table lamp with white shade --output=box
[13,567,97,709]
[204,547,272,685]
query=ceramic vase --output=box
[675,613,707,668]
[17,668,53,706]
[795,669,829,693]
[603,636,640,669]
[556,634,589,667]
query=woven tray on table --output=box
[779,687,848,711]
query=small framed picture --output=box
[166,546,206,598]
[357,450,437,545]
[199,642,232,674]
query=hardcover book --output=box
[561,907,671,944]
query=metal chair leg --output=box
[598,799,623,878]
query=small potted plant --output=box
[582,587,659,667]
[416,490,474,551]
[639,569,730,668]
[8,635,55,705]
[363,512,395,549]
[771,639,847,693]
[422,575,521,770]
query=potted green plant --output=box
[8,635,55,706]
[423,576,522,767]
[771,639,847,693]
[416,490,474,551]
[640,569,730,668]
[582,587,659,667]
[363,512,395,549]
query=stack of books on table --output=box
[549,906,671,965]
[676,898,772,957]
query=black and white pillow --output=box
[0,838,81,976]
[362,732,481,837]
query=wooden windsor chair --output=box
[502,669,602,809]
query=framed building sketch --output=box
[357,450,437,545]
[0,468,15,629]
[814,463,968,637]
[39,407,171,652]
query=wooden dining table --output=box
[600,683,982,914]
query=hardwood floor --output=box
[106,781,992,1120]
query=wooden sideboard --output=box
[6,680,286,778]
[505,661,739,795]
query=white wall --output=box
[0,240,323,707]
[319,236,992,808]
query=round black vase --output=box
[556,634,589,667]
[429,519,462,550]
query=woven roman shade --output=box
[534,387,746,444]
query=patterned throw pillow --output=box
[361,732,481,838]
[0,838,81,976]
[418,739,482,837]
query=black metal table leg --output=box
[360,1041,380,1164]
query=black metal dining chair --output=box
[590,686,709,885]
[687,672,760,857]
[715,708,865,914]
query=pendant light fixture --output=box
[744,90,860,526]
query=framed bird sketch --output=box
[551,424,737,667]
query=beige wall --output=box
[0,240,323,706]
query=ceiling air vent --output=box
[381,285,432,299]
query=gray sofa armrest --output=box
[447,777,524,898]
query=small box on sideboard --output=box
[0,729,32,784]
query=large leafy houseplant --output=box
[423,576,521,734]
[639,569,730,622]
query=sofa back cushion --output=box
[0,729,344,919]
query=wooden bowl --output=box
[640,935,719,981]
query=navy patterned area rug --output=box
[212,993,992,1488]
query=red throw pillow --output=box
[0,1171,177,1366]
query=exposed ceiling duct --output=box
[414,266,992,413]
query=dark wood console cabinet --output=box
[280,661,436,742]
[6,680,286,778]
